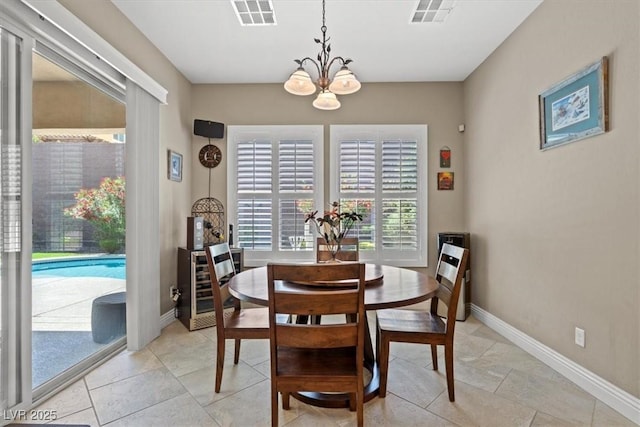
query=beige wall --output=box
[59,0,193,315]
[463,0,639,397]
[190,82,466,275]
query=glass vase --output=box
[326,240,341,262]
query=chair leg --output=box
[234,339,241,364]
[356,389,364,427]
[282,392,291,410]
[444,342,455,401]
[271,385,278,427]
[348,392,356,411]
[215,338,225,393]
[375,319,381,363]
[430,344,438,370]
[378,334,390,397]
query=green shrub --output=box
[64,177,125,253]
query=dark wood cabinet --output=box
[176,247,243,331]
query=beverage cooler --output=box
[437,232,471,321]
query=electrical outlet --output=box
[170,285,176,299]
[575,327,585,347]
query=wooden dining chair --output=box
[316,237,359,262]
[267,262,366,427]
[205,242,272,393]
[375,243,469,402]
[305,237,359,325]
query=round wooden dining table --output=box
[227,263,439,408]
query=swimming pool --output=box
[32,257,126,279]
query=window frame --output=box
[330,125,429,267]
[227,125,324,266]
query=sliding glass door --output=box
[1,20,129,410]
[1,0,164,412]
[31,50,127,393]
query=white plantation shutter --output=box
[278,141,315,250]
[331,125,428,267]
[381,139,418,251]
[236,140,273,250]
[339,140,375,192]
[382,140,418,192]
[228,126,323,266]
[279,140,314,192]
[237,199,272,249]
[381,199,418,250]
[237,140,272,193]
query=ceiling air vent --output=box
[231,0,276,26]
[411,0,456,23]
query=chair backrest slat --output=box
[209,243,236,280]
[273,289,360,316]
[430,243,469,332]
[205,243,238,328]
[437,261,458,284]
[275,324,358,348]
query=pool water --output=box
[32,257,126,279]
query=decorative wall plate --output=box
[198,144,222,168]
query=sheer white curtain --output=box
[125,81,160,350]
[0,24,32,411]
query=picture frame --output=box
[168,150,183,182]
[439,146,451,168]
[437,172,454,190]
[539,56,608,150]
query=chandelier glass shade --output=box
[283,68,316,96]
[284,0,361,110]
[312,90,341,110]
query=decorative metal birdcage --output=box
[191,197,225,245]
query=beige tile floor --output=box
[31,314,635,427]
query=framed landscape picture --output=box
[539,57,608,150]
[168,150,183,182]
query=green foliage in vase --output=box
[305,201,363,257]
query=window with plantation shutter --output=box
[339,139,375,193]
[237,139,272,193]
[228,126,323,266]
[331,125,428,267]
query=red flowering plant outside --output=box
[64,176,125,253]
[304,201,363,260]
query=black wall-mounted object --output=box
[193,119,224,139]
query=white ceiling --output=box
[111,0,542,85]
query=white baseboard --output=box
[470,304,640,425]
[160,309,177,329]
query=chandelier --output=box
[284,0,361,110]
